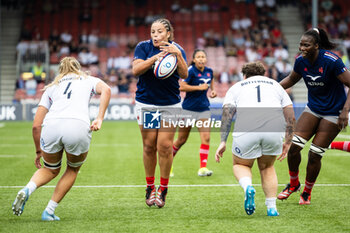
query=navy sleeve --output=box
[334,57,346,77]
[293,56,303,75]
[184,67,193,83]
[134,42,147,60]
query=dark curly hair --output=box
[241,61,266,78]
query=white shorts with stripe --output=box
[40,118,92,156]
[232,132,284,159]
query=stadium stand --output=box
[1,0,349,104]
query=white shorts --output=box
[40,118,92,155]
[135,101,182,125]
[181,109,211,121]
[232,132,284,159]
[304,106,338,124]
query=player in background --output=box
[132,18,187,208]
[12,57,111,220]
[215,62,295,216]
[277,28,350,204]
[172,49,217,177]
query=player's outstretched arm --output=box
[215,104,236,163]
[179,80,208,92]
[32,106,48,168]
[91,80,111,131]
[278,104,295,161]
[132,51,167,77]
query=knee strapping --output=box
[42,158,62,169]
[292,135,308,148]
[67,158,86,168]
[310,144,327,157]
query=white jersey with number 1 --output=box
[39,74,101,125]
[223,75,292,134]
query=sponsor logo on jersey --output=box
[199,78,211,84]
[306,75,322,81]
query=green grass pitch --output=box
[0,121,349,232]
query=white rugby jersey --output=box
[39,74,101,125]
[223,75,292,133]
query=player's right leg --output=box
[139,125,158,206]
[257,155,279,216]
[12,150,63,216]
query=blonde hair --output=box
[45,57,88,89]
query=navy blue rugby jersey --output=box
[294,49,347,115]
[182,65,214,112]
[133,39,187,106]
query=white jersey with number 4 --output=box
[223,75,292,134]
[39,74,101,125]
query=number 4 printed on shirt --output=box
[64,82,72,99]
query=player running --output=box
[277,28,350,204]
[12,57,111,220]
[216,61,295,216]
[172,49,217,177]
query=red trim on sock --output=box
[200,144,209,168]
[173,145,179,157]
[160,177,169,191]
[146,177,155,189]
[289,170,299,187]
[303,180,315,194]
[331,141,350,152]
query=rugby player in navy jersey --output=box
[172,49,217,177]
[277,28,350,205]
[132,18,187,208]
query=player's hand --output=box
[278,142,291,162]
[337,110,348,130]
[159,41,181,56]
[215,142,226,163]
[35,151,42,169]
[90,118,103,131]
[210,90,217,98]
[153,51,167,63]
[199,83,209,91]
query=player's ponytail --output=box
[304,28,336,50]
[44,57,88,89]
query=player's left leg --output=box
[233,155,256,215]
[300,118,340,205]
[12,150,63,217]
[257,155,279,216]
[42,151,88,221]
[197,122,212,176]
[171,126,191,177]
[155,125,176,208]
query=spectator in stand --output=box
[97,34,109,48]
[59,44,70,57]
[114,51,132,71]
[231,15,241,31]
[118,71,129,93]
[275,57,292,82]
[80,29,89,45]
[79,7,92,22]
[144,11,156,25]
[88,30,99,47]
[273,44,289,60]
[78,47,99,66]
[31,61,45,84]
[60,30,72,45]
[171,0,181,12]
[320,0,333,11]
[16,39,29,58]
[240,16,252,30]
[25,76,37,97]
[338,19,348,39]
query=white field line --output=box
[1,184,350,189]
[0,123,5,128]
[0,154,27,158]
[336,134,350,140]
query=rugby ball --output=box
[154,53,178,79]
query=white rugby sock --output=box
[45,200,58,215]
[265,197,277,209]
[26,181,37,196]
[239,177,252,193]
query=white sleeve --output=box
[38,89,52,110]
[223,84,238,107]
[89,76,102,94]
[275,83,293,107]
